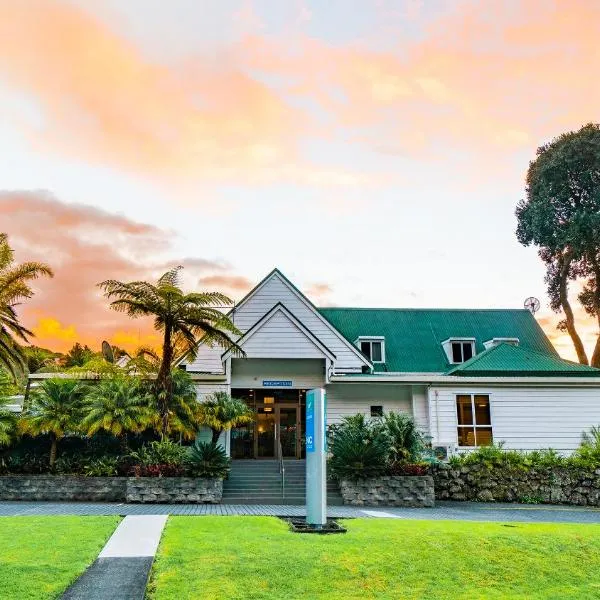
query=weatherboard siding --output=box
[238,310,329,360]
[230,274,365,372]
[184,273,365,373]
[429,385,600,453]
[194,382,230,402]
[325,384,412,424]
[411,386,430,435]
[231,358,325,389]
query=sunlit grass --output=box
[149,516,600,599]
[0,516,120,600]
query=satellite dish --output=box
[524,297,540,315]
[101,340,115,363]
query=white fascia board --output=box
[329,374,600,386]
[221,303,336,363]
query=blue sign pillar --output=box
[306,388,327,526]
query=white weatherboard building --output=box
[181,269,600,459]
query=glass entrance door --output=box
[278,406,299,458]
[255,408,275,458]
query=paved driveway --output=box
[1,501,599,524]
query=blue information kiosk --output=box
[305,388,327,527]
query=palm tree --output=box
[0,233,53,379]
[0,370,17,446]
[197,391,254,445]
[21,378,83,466]
[99,267,244,436]
[80,376,153,448]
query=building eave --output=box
[329,373,600,386]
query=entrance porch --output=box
[230,388,306,459]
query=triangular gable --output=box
[446,343,600,377]
[181,269,370,373]
[222,303,336,361]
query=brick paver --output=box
[1,501,599,523]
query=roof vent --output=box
[483,338,519,350]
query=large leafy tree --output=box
[0,233,53,379]
[20,378,84,466]
[99,267,244,436]
[516,123,600,365]
[63,342,96,368]
[197,391,254,445]
[80,376,153,447]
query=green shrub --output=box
[328,414,389,480]
[82,457,119,477]
[382,412,425,462]
[187,441,230,478]
[128,439,187,467]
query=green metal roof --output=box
[446,342,600,376]
[317,307,584,374]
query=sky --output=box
[1,0,599,359]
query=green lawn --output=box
[149,516,600,600]
[0,516,120,600]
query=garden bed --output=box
[339,475,435,507]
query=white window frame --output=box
[442,338,476,364]
[355,336,385,363]
[483,337,520,350]
[455,393,493,448]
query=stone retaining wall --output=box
[0,475,223,503]
[339,475,435,507]
[0,476,126,501]
[433,464,600,506]
[126,477,222,504]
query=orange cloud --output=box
[198,275,253,295]
[241,0,600,162]
[1,191,247,352]
[0,0,373,188]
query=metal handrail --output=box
[276,437,285,501]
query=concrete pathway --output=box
[2,501,600,524]
[61,515,167,600]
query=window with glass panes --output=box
[359,339,384,362]
[456,394,493,446]
[451,341,474,363]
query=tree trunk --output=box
[589,257,600,368]
[211,428,222,446]
[156,324,174,439]
[49,433,57,468]
[558,251,589,364]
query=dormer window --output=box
[442,338,475,364]
[356,336,385,363]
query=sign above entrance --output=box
[262,380,293,387]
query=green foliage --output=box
[153,369,202,441]
[20,378,85,465]
[22,345,62,374]
[186,441,230,478]
[82,457,120,477]
[80,376,153,439]
[516,123,600,365]
[382,411,425,463]
[0,232,53,379]
[63,343,96,368]
[328,414,389,480]
[128,439,188,467]
[196,391,254,445]
[450,434,600,471]
[99,267,244,437]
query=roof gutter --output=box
[329,374,600,386]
